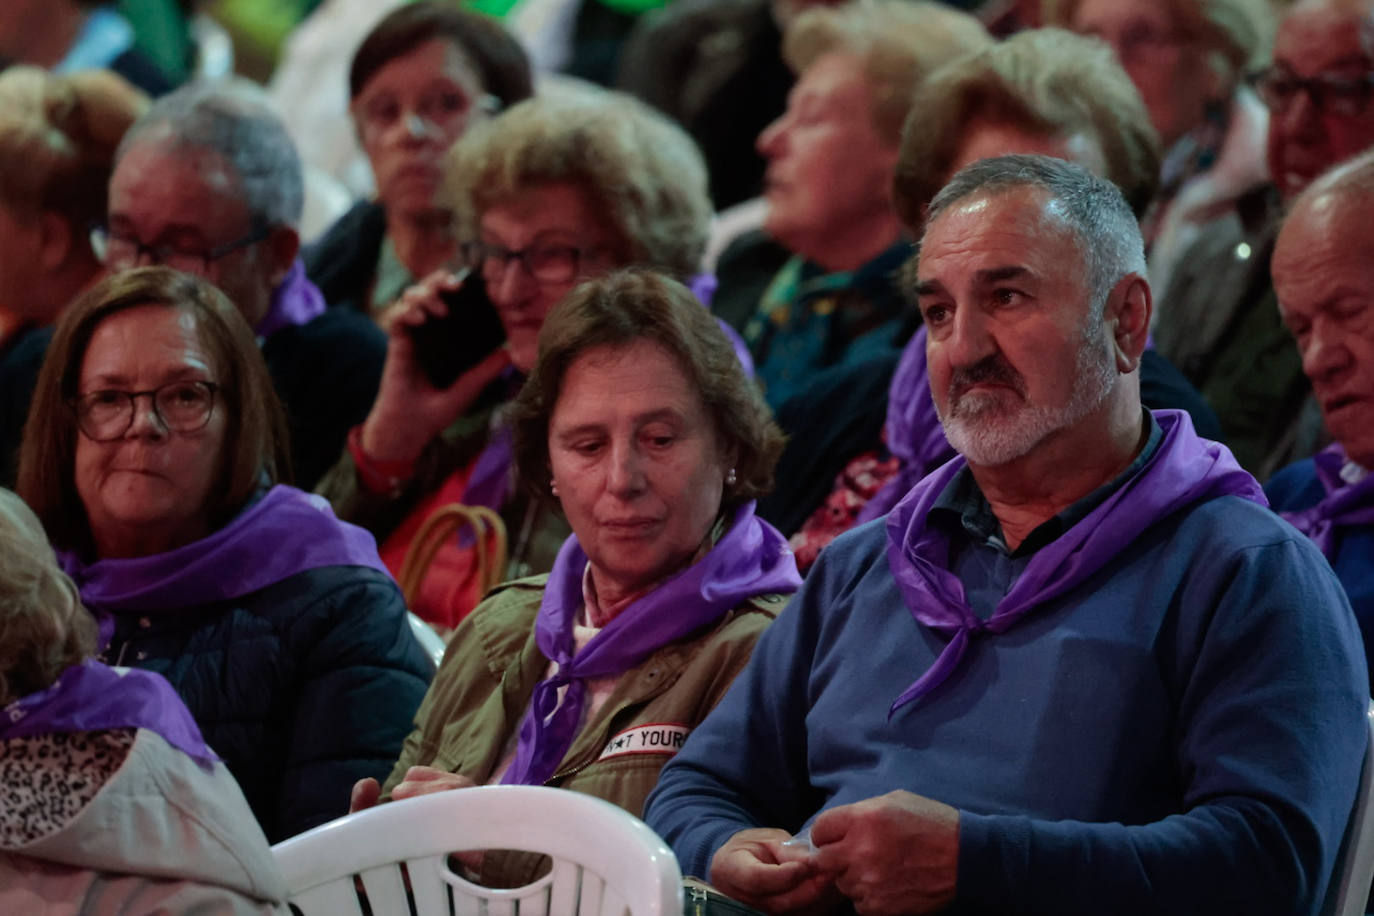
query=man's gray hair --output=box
[924,154,1146,312]
[117,79,304,229]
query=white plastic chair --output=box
[1329,701,1374,916]
[272,785,683,916]
[406,612,448,669]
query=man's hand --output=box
[389,765,478,800]
[810,791,959,915]
[709,828,838,914]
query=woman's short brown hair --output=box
[510,269,784,510]
[893,28,1162,227]
[349,1,533,108]
[0,489,95,705]
[17,267,291,555]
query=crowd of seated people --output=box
[2,0,1374,913]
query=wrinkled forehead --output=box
[920,185,1078,257]
[113,132,242,206]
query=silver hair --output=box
[924,154,1146,313]
[116,78,304,229]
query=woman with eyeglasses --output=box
[15,267,434,844]
[316,86,723,633]
[305,2,533,323]
[0,67,148,486]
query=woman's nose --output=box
[606,442,647,496]
[489,258,538,310]
[125,393,168,439]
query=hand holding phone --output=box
[408,273,507,389]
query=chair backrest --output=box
[1328,701,1374,916]
[406,612,448,669]
[272,786,683,916]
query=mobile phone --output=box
[409,272,507,389]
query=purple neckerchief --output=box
[857,326,952,524]
[859,327,1161,524]
[60,485,389,645]
[1,659,218,765]
[502,500,800,785]
[884,409,1264,715]
[254,260,327,340]
[1279,443,1374,559]
[459,367,527,515]
[460,422,515,515]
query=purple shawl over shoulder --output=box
[2,659,218,764]
[856,327,952,524]
[60,485,389,636]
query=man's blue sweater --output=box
[645,496,1367,915]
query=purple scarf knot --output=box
[502,501,800,785]
[885,409,1265,716]
[2,659,218,765]
[1279,444,1374,559]
[60,485,390,647]
[254,260,327,340]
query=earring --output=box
[550,480,559,496]
[725,468,737,486]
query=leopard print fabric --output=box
[0,728,135,847]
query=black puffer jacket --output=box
[102,565,433,843]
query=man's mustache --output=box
[948,354,1027,402]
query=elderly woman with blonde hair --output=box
[318,86,741,632]
[0,489,289,914]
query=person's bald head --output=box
[1272,148,1374,465]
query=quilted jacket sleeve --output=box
[274,568,434,839]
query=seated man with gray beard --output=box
[644,155,1368,916]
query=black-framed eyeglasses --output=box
[70,381,219,442]
[1249,67,1374,117]
[462,241,599,286]
[90,223,272,274]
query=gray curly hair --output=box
[444,85,711,277]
